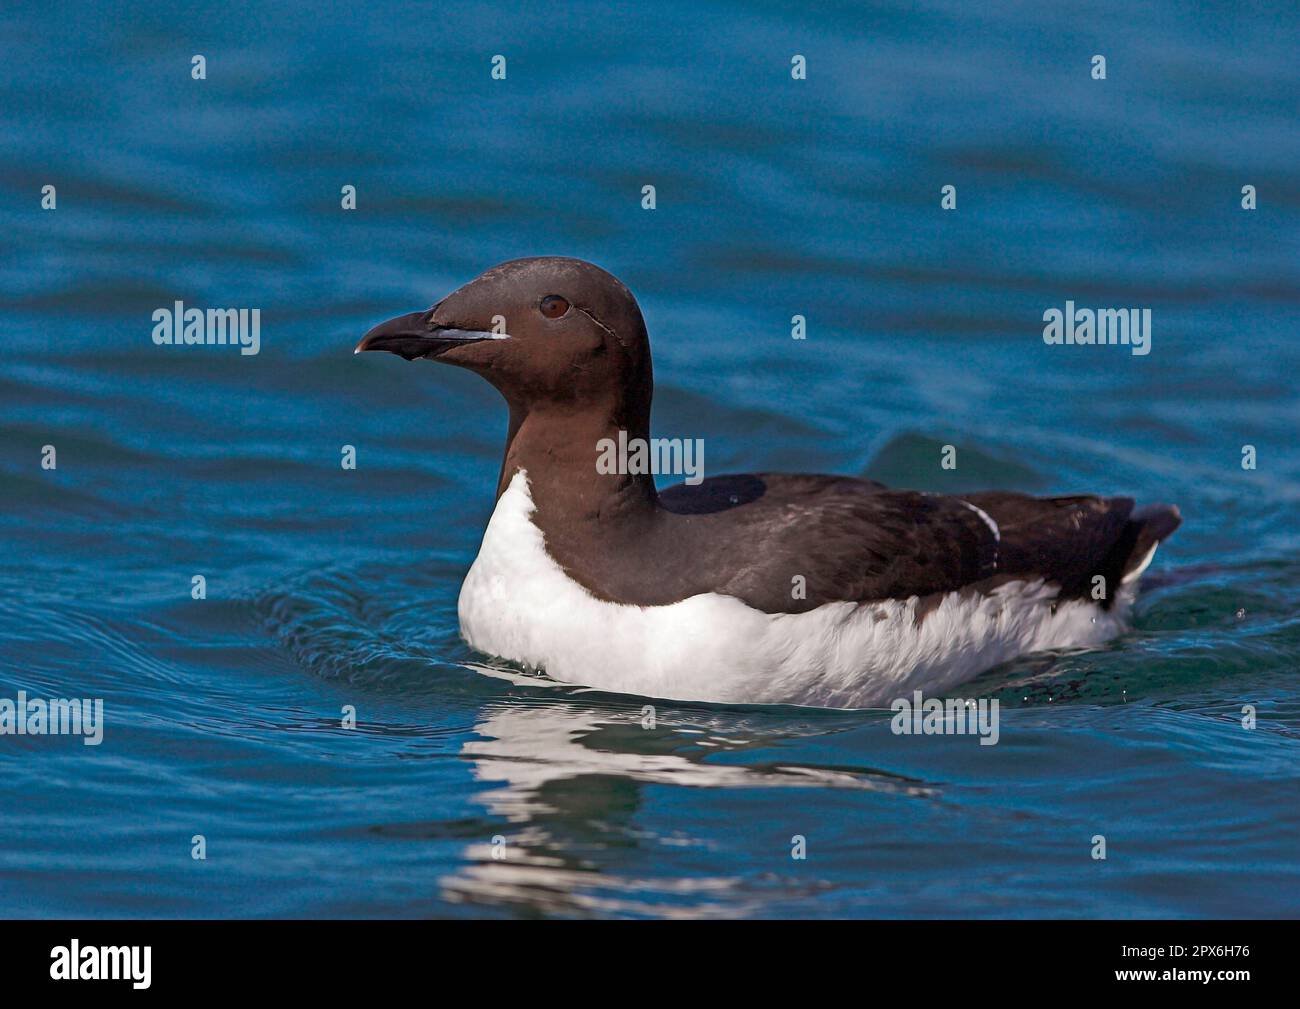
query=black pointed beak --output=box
[354,311,507,361]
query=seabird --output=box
[356,257,1181,708]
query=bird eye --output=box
[539,295,570,319]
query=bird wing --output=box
[658,473,1173,613]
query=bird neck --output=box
[496,397,659,521]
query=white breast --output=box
[458,471,1134,708]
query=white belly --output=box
[458,471,1134,708]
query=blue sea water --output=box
[1,0,1298,918]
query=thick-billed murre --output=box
[356,256,1181,708]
